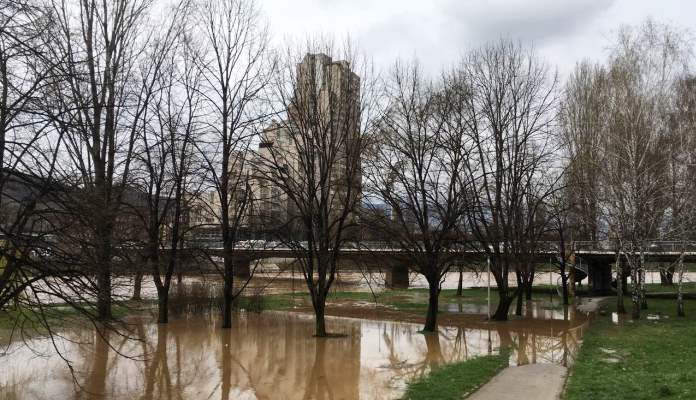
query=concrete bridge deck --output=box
[171,240,694,294]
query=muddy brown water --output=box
[0,298,588,400]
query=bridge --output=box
[177,238,696,294]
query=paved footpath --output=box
[466,364,567,400]
[467,296,610,400]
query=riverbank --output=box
[564,298,696,400]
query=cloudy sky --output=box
[260,0,695,81]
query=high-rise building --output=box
[250,53,362,232]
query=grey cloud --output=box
[446,0,616,44]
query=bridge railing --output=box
[184,237,696,254]
[180,237,566,253]
[574,240,696,253]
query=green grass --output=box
[248,287,566,314]
[235,294,295,312]
[0,299,156,340]
[645,282,696,293]
[564,298,696,400]
[253,288,499,313]
[403,347,510,400]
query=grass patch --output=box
[250,287,564,314]
[0,306,80,331]
[403,347,509,400]
[0,299,155,343]
[235,293,295,312]
[181,286,507,314]
[564,298,696,400]
[645,282,696,293]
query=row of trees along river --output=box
[1,0,695,342]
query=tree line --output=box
[1,0,694,344]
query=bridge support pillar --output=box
[234,259,251,279]
[588,260,612,295]
[385,264,409,289]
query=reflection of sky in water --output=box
[0,309,586,400]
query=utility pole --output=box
[487,255,491,320]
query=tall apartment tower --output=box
[251,53,362,231]
[292,53,362,201]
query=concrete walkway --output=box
[576,296,612,313]
[467,364,567,400]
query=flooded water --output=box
[131,269,696,300]
[0,301,588,400]
[124,270,572,302]
[32,267,696,307]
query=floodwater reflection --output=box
[0,307,588,400]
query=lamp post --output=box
[487,255,491,320]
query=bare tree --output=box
[0,0,62,308]
[560,62,608,244]
[0,1,145,370]
[666,77,696,316]
[130,5,201,323]
[192,0,270,329]
[364,61,469,332]
[597,20,690,318]
[545,184,578,306]
[0,0,114,333]
[44,0,155,320]
[456,40,558,321]
[255,42,375,337]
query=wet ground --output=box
[0,293,589,400]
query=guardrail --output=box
[182,238,563,253]
[574,240,696,253]
[184,238,696,254]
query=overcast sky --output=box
[260,0,695,81]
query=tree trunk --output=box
[524,268,534,301]
[515,272,523,316]
[677,251,685,317]
[132,270,143,301]
[560,273,569,306]
[639,251,648,310]
[492,290,514,321]
[222,255,234,329]
[659,264,674,286]
[97,265,112,320]
[314,293,327,337]
[631,264,640,319]
[158,288,169,324]
[615,252,625,314]
[423,281,440,332]
[456,267,463,296]
[96,228,113,320]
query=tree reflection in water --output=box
[0,304,589,400]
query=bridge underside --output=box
[384,264,409,289]
[586,260,613,295]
